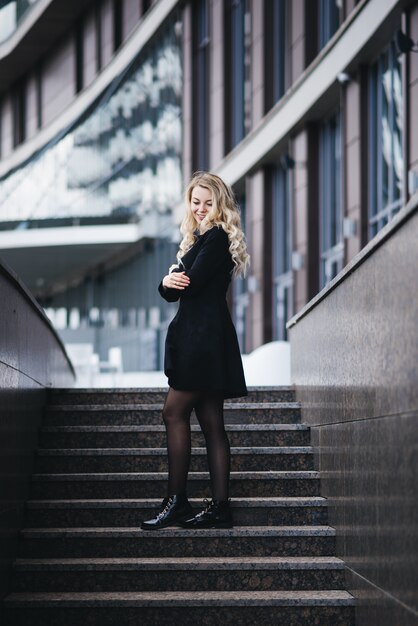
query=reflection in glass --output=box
[0,22,182,242]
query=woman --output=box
[141,171,250,531]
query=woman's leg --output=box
[194,391,230,501]
[162,387,201,495]
[141,387,201,530]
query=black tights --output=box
[162,387,230,501]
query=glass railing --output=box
[0,0,40,44]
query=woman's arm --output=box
[158,281,180,302]
[158,266,190,302]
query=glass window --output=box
[319,0,340,49]
[264,0,286,112]
[225,0,250,151]
[12,79,26,147]
[95,4,102,73]
[113,0,123,52]
[192,0,210,170]
[319,111,343,288]
[75,18,84,94]
[142,0,152,16]
[36,66,42,129]
[368,40,404,239]
[272,165,293,340]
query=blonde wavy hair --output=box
[175,171,250,278]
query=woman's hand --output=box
[162,271,190,290]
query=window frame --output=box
[318,0,341,50]
[12,78,26,147]
[318,109,344,289]
[271,164,293,341]
[224,0,248,153]
[367,40,404,240]
[264,0,286,113]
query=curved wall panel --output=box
[0,257,75,599]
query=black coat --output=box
[158,225,248,399]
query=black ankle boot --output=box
[180,499,233,529]
[141,494,193,530]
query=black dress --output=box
[158,225,248,399]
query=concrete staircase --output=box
[2,387,355,625]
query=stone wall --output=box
[288,195,418,626]
[0,258,75,599]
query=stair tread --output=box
[14,556,345,569]
[41,423,308,432]
[46,402,300,410]
[27,496,327,508]
[5,388,356,619]
[50,386,295,393]
[31,471,319,481]
[37,446,313,456]
[4,590,355,606]
[21,525,336,537]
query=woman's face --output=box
[191,185,213,228]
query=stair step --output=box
[19,526,336,558]
[12,556,346,592]
[1,386,356,626]
[39,423,311,449]
[25,497,328,527]
[30,471,320,499]
[3,590,355,626]
[47,386,296,405]
[35,446,314,473]
[43,402,301,425]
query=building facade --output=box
[0,0,417,369]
